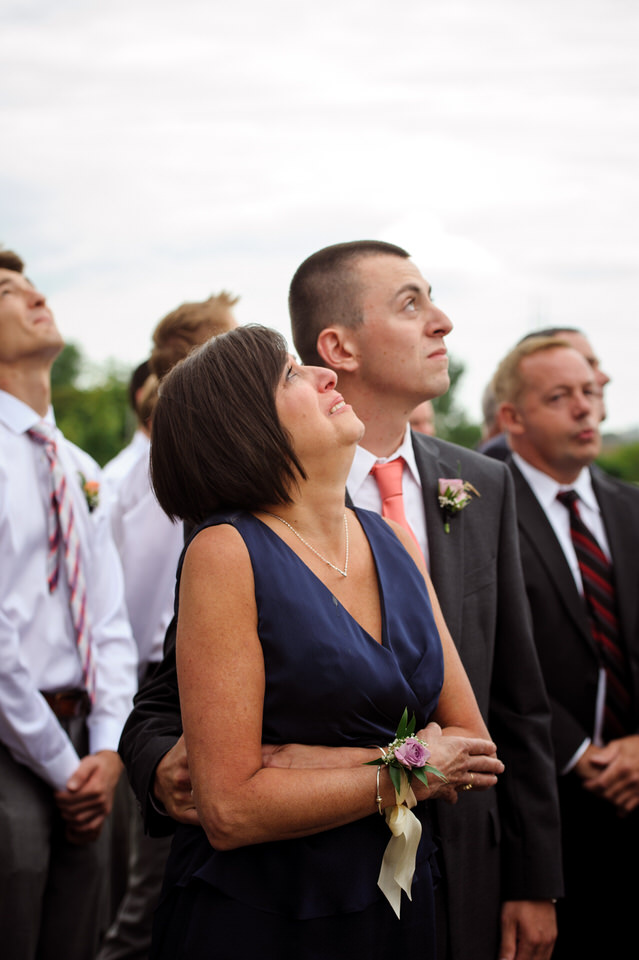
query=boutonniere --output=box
[438,477,480,533]
[78,472,100,512]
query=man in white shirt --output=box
[494,335,639,957]
[101,358,152,505]
[0,249,137,960]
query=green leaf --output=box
[396,708,409,740]
[424,763,448,782]
[412,767,430,787]
[389,764,403,796]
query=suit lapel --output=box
[412,434,465,642]
[509,461,595,652]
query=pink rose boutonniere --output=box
[78,472,100,513]
[438,477,480,533]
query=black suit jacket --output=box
[120,435,564,960]
[508,461,639,768]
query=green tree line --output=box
[52,343,134,466]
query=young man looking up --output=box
[0,250,137,960]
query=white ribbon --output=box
[377,769,422,918]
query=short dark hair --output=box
[289,240,410,365]
[128,359,152,413]
[0,249,25,273]
[150,325,305,525]
[150,291,239,380]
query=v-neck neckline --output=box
[251,509,390,650]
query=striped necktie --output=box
[557,489,632,740]
[28,422,96,702]
[371,458,423,558]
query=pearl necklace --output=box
[263,511,349,578]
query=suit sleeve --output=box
[119,615,182,836]
[489,469,564,899]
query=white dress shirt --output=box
[513,453,610,758]
[0,390,138,791]
[347,424,430,569]
[101,429,150,506]
[107,435,184,679]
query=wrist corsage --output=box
[366,710,447,917]
[438,477,479,533]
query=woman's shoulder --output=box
[177,509,255,583]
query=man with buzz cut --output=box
[0,249,137,960]
[287,241,563,960]
[494,335,639,957]
[119,240,563,960]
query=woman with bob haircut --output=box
[148,324,503,959]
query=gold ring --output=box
[462,783,473,791]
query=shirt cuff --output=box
[561,737,591,774]
[38,741,82,792]
[88,716,129,756]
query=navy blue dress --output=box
[151,508,444,959]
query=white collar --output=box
[0,389,56,435]
[349,423,422,495]
[512,452,598,513]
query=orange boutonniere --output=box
[78,473,100,512]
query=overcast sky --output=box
[2,0,638,432]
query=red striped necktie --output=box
[28,422,96,702]
[370,458,423,558]
[556,489,632,740]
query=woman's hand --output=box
[411,722,504,804]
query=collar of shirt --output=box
[512,452,610,574]
[348,423,423,496]
[347,424,429,566]
[0,389,56,435]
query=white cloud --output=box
[2,0,638,431]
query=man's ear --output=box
[498,401,525,436]
[316,326,359,373]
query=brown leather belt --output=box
[42,689,91,719]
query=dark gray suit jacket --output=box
[508,461,639,768]
[120,435,563,960]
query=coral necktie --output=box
[557,489,632,740]
[28,422,96,701]
[371,458,423,557]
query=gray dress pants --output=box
[0,718,110,960]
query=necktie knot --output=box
[557,489,579,511]
[371,458,405,502]
[28,422,57,457]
